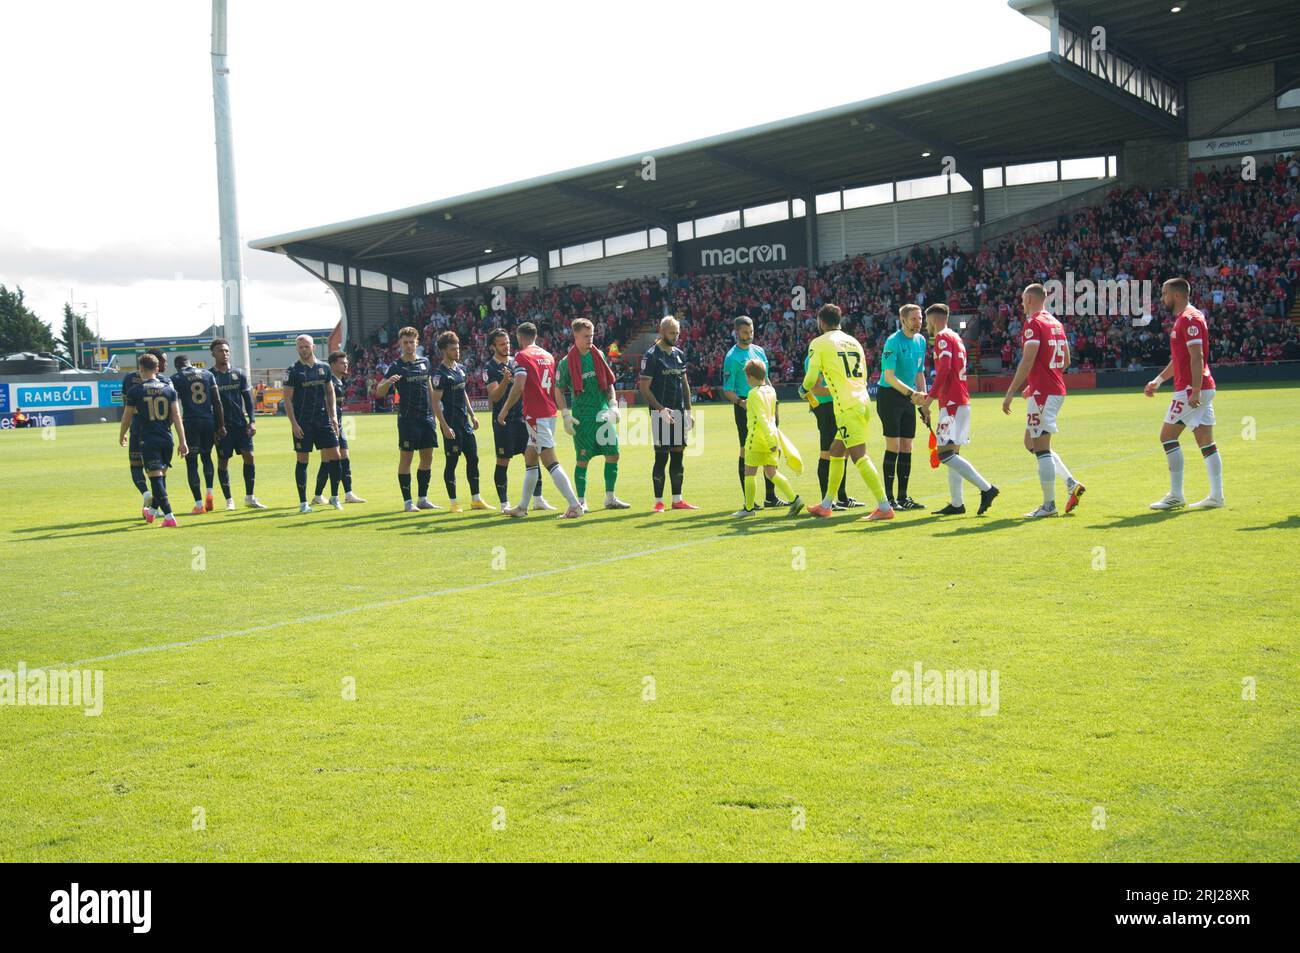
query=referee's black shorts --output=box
[812,400,838,451]
[876,387,917,440]
[733,401,748,446]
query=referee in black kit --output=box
[876,303,931,509]
[720,315,786,507]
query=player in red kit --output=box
[1002,283,1085,517]
[1144,277,1224,510]
[496,322,583,519]
[920,304,998,516]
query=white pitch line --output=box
[37,533,726,670]
[27,429,1272,670]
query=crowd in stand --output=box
[343,162,1300,407]
[344,280,663,407]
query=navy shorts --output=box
[397,415,438,451]
[141,436,174,472]
[128,428,144,467]
[293,421,340,454]
[218,423,254,457]
[184,418,215,455]
[445,426,478,459]
[493,418,528,458]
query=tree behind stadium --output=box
[0,284,56,355]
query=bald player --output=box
[1002,284,1085,517]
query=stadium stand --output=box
[342,168,1298,400]
[252,0,1300,401]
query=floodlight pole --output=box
[211,0,251,375]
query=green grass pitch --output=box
[1,385,1296,861]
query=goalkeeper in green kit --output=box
[555,318,630,512]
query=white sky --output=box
[0,0,1046,342]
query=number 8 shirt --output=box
[1021,309,1068,436]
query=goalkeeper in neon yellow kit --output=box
[801,303,894,521]
[735,358,803,517]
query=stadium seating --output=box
[347,168,1299,400]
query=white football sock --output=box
[547,463,580,507]
[1036,452,1056,503]
[1163,440,1184,497]
[518,466,539,510]
[1051,451,1075,488]
[945,453,991,491]
[1203,443,1223,499]
[946,465,964,506]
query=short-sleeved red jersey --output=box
[930,327,969,408]
[1021,310,1068,398]
[511,344,558,420]
[1171,304,1216,392]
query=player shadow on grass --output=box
[1238,515,1300,532]
[1091,510,1186,530]
[661,509,785,529]
[22,523,141,540]
[724,518,814,536]
[15,517,134,532]
[298,511,428,529]
[208,509,281,523]
[383,507,657,534]
[931,515,1025,537]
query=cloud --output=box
[0,230,308,287]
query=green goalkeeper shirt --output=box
[557,349,610,421]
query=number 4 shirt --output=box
[1021,310,1068,399]
[511,344,558,422]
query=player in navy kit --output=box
[118,352,188,526]
[432,331,488,512]
[121,347,166,516]
[375,326,441,511]
[208,337,265,510]
[285,334,343,512]
[638,316,697,511]
[312,350,365,505]
[171,355,225,514]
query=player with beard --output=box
[638,316,697,512]
[484,328,552,511]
